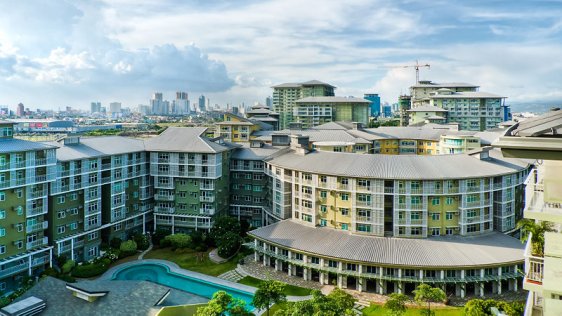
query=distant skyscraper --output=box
[90,102,102,113]
[16,103,24,117]
[266,96,273,109]
[151,92,164,115]
[109,102,122,118]
[174,91,189,115]
[198,95,207,112]
[364,93,381,117]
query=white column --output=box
[498,267,502,294]
[71,238,75,261]
[142,213,146,234]
[460,270,465,298]
[254,240,259,262]
[49,248,53,268]
[153,213,157,232]
[28,255,32,275]
[171,215,175,233]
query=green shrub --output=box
[72,262,109,278]
[217,231,240,258]
[55,254,67,268]
[110,237,122,249]
[152,229,169,245]
[119,240,138,257]
[164,234,191,249]
[133,234,150,250]
[62,260,76,274]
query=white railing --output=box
[26,237,48,250]
[525,168,562,218]
[26,221,48,233]
[524,233,544,285]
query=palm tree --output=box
[518,219,555,256]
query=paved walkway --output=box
[208,248,228,264]
[138,237,153,260]
[217,269,244,282]
[237,255,324,291]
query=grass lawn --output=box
[237,276,312,296]
[144,247,244,277]
[362,304,464,316]
[156,303,207,316]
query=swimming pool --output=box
[111,262,254,308]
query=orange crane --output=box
[388,60,430,84]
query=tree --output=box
[162,233,191,249]
[384,293,409,316]
[325,287,356,315]
[252,280,287,316]
[464,299,525,316]
[217,231,241,258]
[209,216,241,245]
[413,284,446,316]
[195,291,252,316]
[518,218,555,256]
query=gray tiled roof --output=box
[511,110,562,137]
[231,144,289,160]
[266,148,529,180]
[249,220,524,268]
[296,96,370,103]
[411,82,479,88]
[46,136,146,161]
[145,127,229,153]
[15,277,169,316]
[430,91,505,99]
[0,138,56,154]
[407,105,448,112]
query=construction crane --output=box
[388,60,430,84]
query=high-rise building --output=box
[398,95,412,127]
[109,102,122,118]
[198,95,207,113]
[265,96,273,109]
[364,93,381,118]
[410,81,479,107]
[494,110,562,316]
[90,102,102,114]
[272,80,335,130]
[150,93,164,115]
[293,96,370,129]
[429,90,506,131]
[173,92,189,115]
[16,103,25,117]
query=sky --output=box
[1,0,562,111]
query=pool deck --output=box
[100,259,258,295]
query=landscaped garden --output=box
[237,276,312,296]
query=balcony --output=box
[26,205,48,217]
[523,234,544,293]
[154,206,175,214]
[524,169,562,223]
[154,194,175,201]
[200,208,215,215]
[0,262,28,278]
[26,237,48,250]
[26,221,48,234]
[200,182,214,190]
[200,195,215,203]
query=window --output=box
[340,193,349,201]
[16,189,23,198]
[320,191,327,198]
[0,245,5,254]
[15,223,23,232]
[431,228,440,236]
[320,205,327,213]
[445,228,453,235]
[0,228,4,237]
[445,212,454,220]
[445,197,454,205]
[340,208,349,216]
[57,196,65,204]
[431,198,440,206]
[70,222,78,230]
[15,241,23,249]
[341,223,348,231]
[57,210,66,219]
[320,219,327,226]
[0,210,4,219]
[356,224,371,232]
[70,208,79,215]
[88,246,98,257]
[431,213,440,221]
[88,231,99,240]
[70,193,78,200]
[0,192,4,201]
[411,227,421,235]
[328,260,338,268]
[57,226,65,234]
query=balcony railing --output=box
[26,221,48,233]
[524,233,544,285]
[524,168,562,221]
[0,262,28,278]
[26,237,48,250]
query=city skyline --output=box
[0,1,561,110]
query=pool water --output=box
[111,263,254,309]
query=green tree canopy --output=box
[384,293,409,316]
[518,218,555,256]
[252,280,287,316]
[413,284,446,316]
